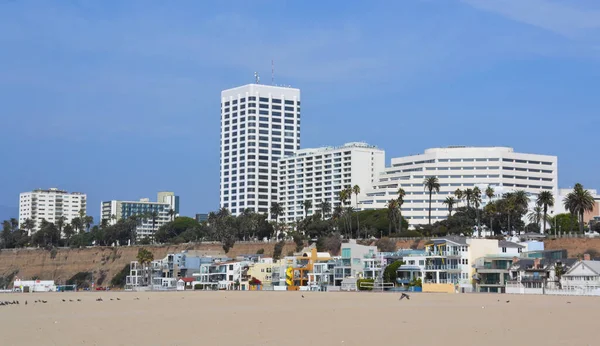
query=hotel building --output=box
[19,187,87,234]
[220,83,301,217]
[358,146,558,228]
[278,142,385,223]
[101,191,179,240]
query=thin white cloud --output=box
[462,0,600,38]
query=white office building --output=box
[19,188,87,234]
[101,191,179,240]
[358,146,558,228]
[220,83,301,217]
[278,142,385,222]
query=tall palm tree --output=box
[454,189,463,208]
[502,193,516,234]
[528,205,543,229]
[84,216,94,232]
[536,190,554,235]
[56,216,66,234]
[23,218,35,236]
[167,208,176,222]
[302,200,312,219]
[269,202,283,222]
[317,199,332,219]
[485,186,495,234]
[397,188,406,235]
[442,197,456,217]
[352,185,361,237]
[512,190,530,234]
[473,187,482,235]
[386,199,399,236]
[136,248,155,287]
[564,183,595,234]
[423,176,440,225]
[339,189,349,206]
[463,189,474,209]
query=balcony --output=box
[425,265,460,271]
[423,251,460,257]
[520,275,546,282]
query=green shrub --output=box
[194,284,202,290]
[357,278,374,291]
[256,248,264,255]
[110,264,130,287]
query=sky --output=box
[1,0,600,222]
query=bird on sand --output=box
[399,293,410,300]
[506,300,510,303]
[116,298,120,301]
[301,295,304,298]
[77,299,81,302]
[62,299,66,302]
[25,301,27,305]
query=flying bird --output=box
[399,293,410,300]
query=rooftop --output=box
[292,142,381,157]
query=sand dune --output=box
[0,291,595,346]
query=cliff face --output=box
[0,242,295,285]
[1,238,599,286]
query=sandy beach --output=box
[0,291,596,346]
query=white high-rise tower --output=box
[220,83,301,217]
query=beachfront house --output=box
[561,257,600,291]
[473,255,514,293]
[334,240,378,286]
[505,258,577,294]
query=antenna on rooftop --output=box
[271,59,274,85]
[254,72,260,84]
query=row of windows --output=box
[223,111,298,120]
[223,98,299,106]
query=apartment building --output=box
[19,187,87,234]
[358,146,558,227]
[100,191,179,240]
[220,83,301,217]
[278,142,385,222]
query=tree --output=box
[463,189,474,209]
[423,176,440,225]
[136,248,154,287]
[554,262,565,289]
[270,202,283,222]
[273,240,285,260]
[167,208,176,222]
[84,216,94,233]
[386,199,398,235]
[485,186,495,234]
[352,185,361,237]
[563,183,595,234]
[397,188,406,235]
[473,187,482,236]
[302,200,312,219]
[23,218,35,236]
[454,189,463,208]
[149,211,159,237]
[317,199,332,220]
[442,197,456,217]
[383,260,404,285]
[536,190,554,235]
[527,206,543,230]
[70,217,83,233]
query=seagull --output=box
[116,298,120,301]
[62,299,66,302]
[77,299,81,302]
[69,300,73,302]
[506,300,510,303]
[110,299,113,301]
[399,293,410,300]
[25,301,27,305]
[301,295,304,298]
[96,298,103,302]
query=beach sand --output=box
[0,291,595,346]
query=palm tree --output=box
[463,188,474,209]
[502,193,516,234]
[23,218,35,236]
[136,248,154,287]
[423,176,440,225]
[564,183,595,233]
[397,188,406,235]
[317,199,332,219]
[473,187,482,235]
[454,189,463,208]
[512,190,530,234]
[302,200,312,219]
[442,197,455,217]
[167,208,176,222]
[269,202,283,222]
[56,216,66,233]
[485,186,495,234]
[352,185,361,237]
[84,216,94,232]
[536,190,555,235]
[527,205,543,229]
[386,199,399,236]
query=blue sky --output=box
[1,0,600,221]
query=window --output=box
[502,247,507,253]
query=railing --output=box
[520,276,545,282]
[423,251,460,257]
[424,265,459,270]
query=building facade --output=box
[278,142,385,223]
[358,146,558,228]
[19,188,87,234]
[100,191,179,240]
[220,83,301,217]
